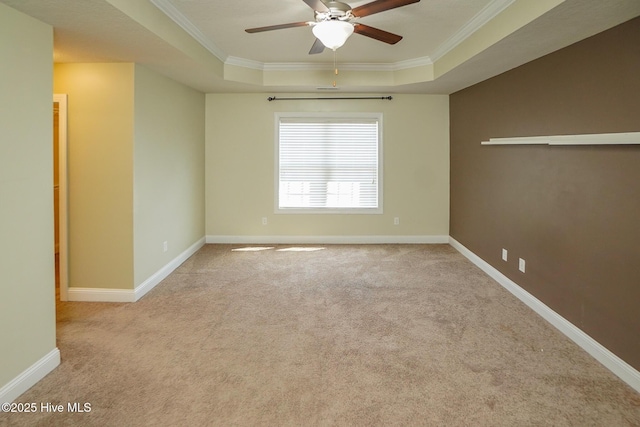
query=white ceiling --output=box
[2,0,639,94]
[168,0,487,64]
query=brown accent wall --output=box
[450,17,640,370]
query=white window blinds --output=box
[277,114,382,212]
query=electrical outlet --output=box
[262,217,268,225]
[502,249,508,261]
[163,241,168,253]
[393,217,400,225]
[519,258,526,273]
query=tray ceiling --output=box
[2,0,639,93]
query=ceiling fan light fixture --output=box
[312,20,354,50]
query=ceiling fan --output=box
[245,0,421,54]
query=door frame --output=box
[54,94,69,301]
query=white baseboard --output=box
[67,237,206,303]
[133,237,205,301]
[0,348,60,403]
[67,287,135,302]
[206,235,450,244]
[449,237,640,393]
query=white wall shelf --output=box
[481,132,640,146]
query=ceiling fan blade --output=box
[309,38,325,54]
[245,21,309,33]
[353,23,403,44]
[352,0,420,18]
[303,0,330,12]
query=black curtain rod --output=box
[267,96,392,102]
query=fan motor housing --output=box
[324,1,351,18]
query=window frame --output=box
[274,112,384,215]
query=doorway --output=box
[54,94,68,301]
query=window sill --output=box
[275,208,383,215]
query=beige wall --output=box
[54,63,135,290]
[205,94,449,239]
[54,63,206,290]
[0,3,57,389]
[133,65,205,286]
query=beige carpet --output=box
[2,244,639,426]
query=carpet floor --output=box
[2,244,639,426]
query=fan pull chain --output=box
[333,50,338,87]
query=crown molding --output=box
[149,0,227,61]
[391,56,434,71]
[256,56,432,72]
[263,62,395,72]
[430,0,517,62]
[264,62,333,71]
[225,56,264,70]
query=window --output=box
[275,113,383,214]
